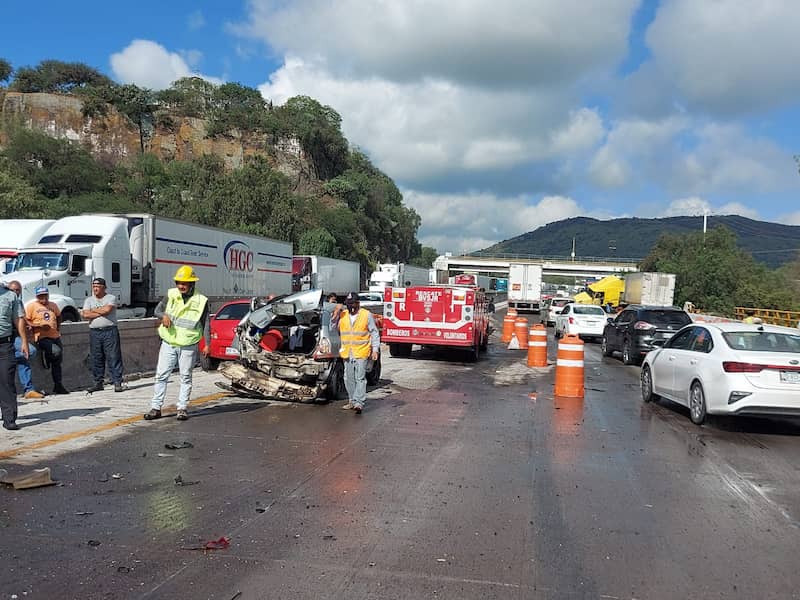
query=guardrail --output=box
[733,307,800,328]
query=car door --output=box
[556,304,570,335]
[607,309,634,352]
[656,327,697,401]
[672,326,713,403]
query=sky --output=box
[4,0,800,255]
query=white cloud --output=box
[403,190,583,253]
[110,40,222,90]
[779,212,800,226]
[661,197,760,219]
[644,0,800,114]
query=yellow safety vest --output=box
[339,308,372,359]
[158,288,208,346]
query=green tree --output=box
[0,58,11,84]
[298,227,337,256]
[279,96,349,180]
[0,160,46,217]
[411,246,439,268]
[11,60,112,93]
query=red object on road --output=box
[204,536,231,550]
[199,299,251,364]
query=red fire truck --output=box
[381,285,490,360]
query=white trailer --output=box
[622,272,676,306]
[11,213,292,320]
[508,263,543,313]
[368,263,430,292]
[0,219,56,274]
[292,255,360,297]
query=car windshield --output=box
[14,252,69,271]
[553,299,571,307]
[723,331,800,353]
[573,305,606,315]
[215,303,251,321]
[640,310,691,328]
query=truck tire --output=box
[389,343,412,358]
[325,360,344,400]
[200,354,220,371]
[61,307,80,323]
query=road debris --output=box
[1,467,57,490]
[174,475,200,486]
[111,473,123,480]
[182,536,231,551]
[164,441,194,450]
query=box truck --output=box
[622,272,676,306]
[368,263,430,292]
[291,255,360,297]
[10,214,292,320]
[0,219,56,274]
[508,263,543,313]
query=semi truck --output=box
[368,262,430,292]
[0,219,56,274]
[508,263,543,313]
[291,255,360,298]
[381,285,490,361]
[621,272,676,306]
[574,275,625,308]
[450,273,491,290]
[10,213,292,320]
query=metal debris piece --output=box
[164,441,194,450]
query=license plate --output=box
[780,371,800,383]
[225,347,239,356]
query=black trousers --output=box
[38,337,63,385]
[0,340,17,425]
[90,327,124,385]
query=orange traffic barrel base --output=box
[501,313,515,343]
[527,324,547,367]
[554,334,584,398]
[514,317,529,349]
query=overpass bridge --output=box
[434,253,640,279]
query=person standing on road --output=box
[81,278,124,393]
[338,291,380,415]
[25,286,69,395]
[1,280,30,430]
[144,266,210,422]
[6,281,43,399]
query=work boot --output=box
[143,409,162,421]
[86,383,104,393]
[176,410,189,421]
[53,383,69,395]
[24,390,44,399]
[354,405,363,415]
[3,422,20,431]
[342,402,354,410]
[114,384,125,393]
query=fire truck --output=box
[381,285,490,360]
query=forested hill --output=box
[481,215,800,267]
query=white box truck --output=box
[508,263,543,313]
[0,219,56,274]
[368,263,430,292]
[622,272,676,306]
[292,255,360,297]
[10,214,292,320]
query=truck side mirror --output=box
[68,255,88,276]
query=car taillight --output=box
[568,316,574,324]
[634,321,655,330]
[722,362,765,373]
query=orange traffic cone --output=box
[527,324,547,367]
[554,334,584,398]
[513,317,529,350]
[501,313,515,343]
[508,307,518,318]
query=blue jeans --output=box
[151,341,197,411]
[343,357,367,408]
[14,337,37,393]
[90,327,123,385]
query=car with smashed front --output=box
[218,289,381,402]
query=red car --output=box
[199,299,252,370]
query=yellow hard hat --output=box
[174,265,199,282]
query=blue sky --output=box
[3,1,800,254]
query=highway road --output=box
[2,318,800,599]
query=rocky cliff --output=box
[0,91,316,189]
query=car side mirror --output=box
[651,339,666,348]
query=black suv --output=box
[601,305,692,365]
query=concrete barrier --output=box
[21,318,164,394]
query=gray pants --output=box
[151,341,196,411]
[343,357,367,408]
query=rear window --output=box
[573,305,606,316]
[553,299,572,307]
[723,331,800,353]
[640,310,692,328]
[215,303,250,321]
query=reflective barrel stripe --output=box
[528,341,547,346]
[556,359,584,367]
[559,343,583,351]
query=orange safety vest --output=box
[339,308,372,359]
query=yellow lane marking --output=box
[0,392,231,461]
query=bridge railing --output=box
[464,251,642,265]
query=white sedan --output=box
[554,303,608,341]
[641,322,800,425]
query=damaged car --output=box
[217,289,381,402]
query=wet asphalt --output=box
[3,316,800,599]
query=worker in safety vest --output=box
[338,291,380,414]
[144,265,210,422]
[743,309,757,324]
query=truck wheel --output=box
[366,356,381,385]
[389,343,411,358]
[325,360,344,400]
[622,340,637,365]
[61,307,80,323]
[201,354,220,371]
[601,335,613,357]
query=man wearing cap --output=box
[82,278,124,393]
[25,286,68,395]
[338,291,380,414]
[144,265,210,422]
[1,280,30,430]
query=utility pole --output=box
[703,209,709,242]
[571,237,576,262]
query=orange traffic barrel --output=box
[501,313,515,343]
[507,307,518,318]
[514,317,529,348]
[527,323,547,367]
[554,334,584,398]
